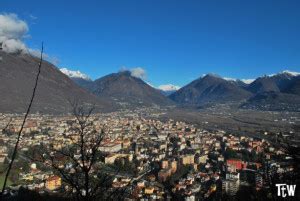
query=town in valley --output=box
[0,107,297,200]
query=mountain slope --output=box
[245,72,300,94]
[284,78,300,95]
[246,76,280,93]
[242,72,300,111]
[271,72,297,92]
[169,74,252,106]
[92,71,174,107]
[241,91,300,112]
[0,51,113,114]
[70,77,96,92]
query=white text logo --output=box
[276,184,296,197]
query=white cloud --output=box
[2,39,26,53]
[0,13,28,41]
[130,67,147,79]
[27,48,42,57]
[119,66,147,80]
[60,68,91,80]
[28,48,59,65]
[158,84,181,91]
[146,82,155,88]
[0,13,28,53]
[0,13,59,65]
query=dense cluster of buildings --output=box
[0,110,296,200]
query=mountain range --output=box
[1,50,299,113]
[242,72,300,111]
[168,72,300,111]
[59,68,174,107]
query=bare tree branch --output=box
[1,117,12,131]
[1,43,44,193]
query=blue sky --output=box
[1,0,300,87]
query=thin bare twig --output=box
[1,43,44,193]
[1,117,12,131]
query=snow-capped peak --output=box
[223,77,237,82]
[223,77,255,84]
[269,70,300,77]
[158,84,181,91]
[60,68,91,80]
[240,79,255,84]
[281,70,300,76]
[202,74,255,84]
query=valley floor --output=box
[163,107,300,142]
